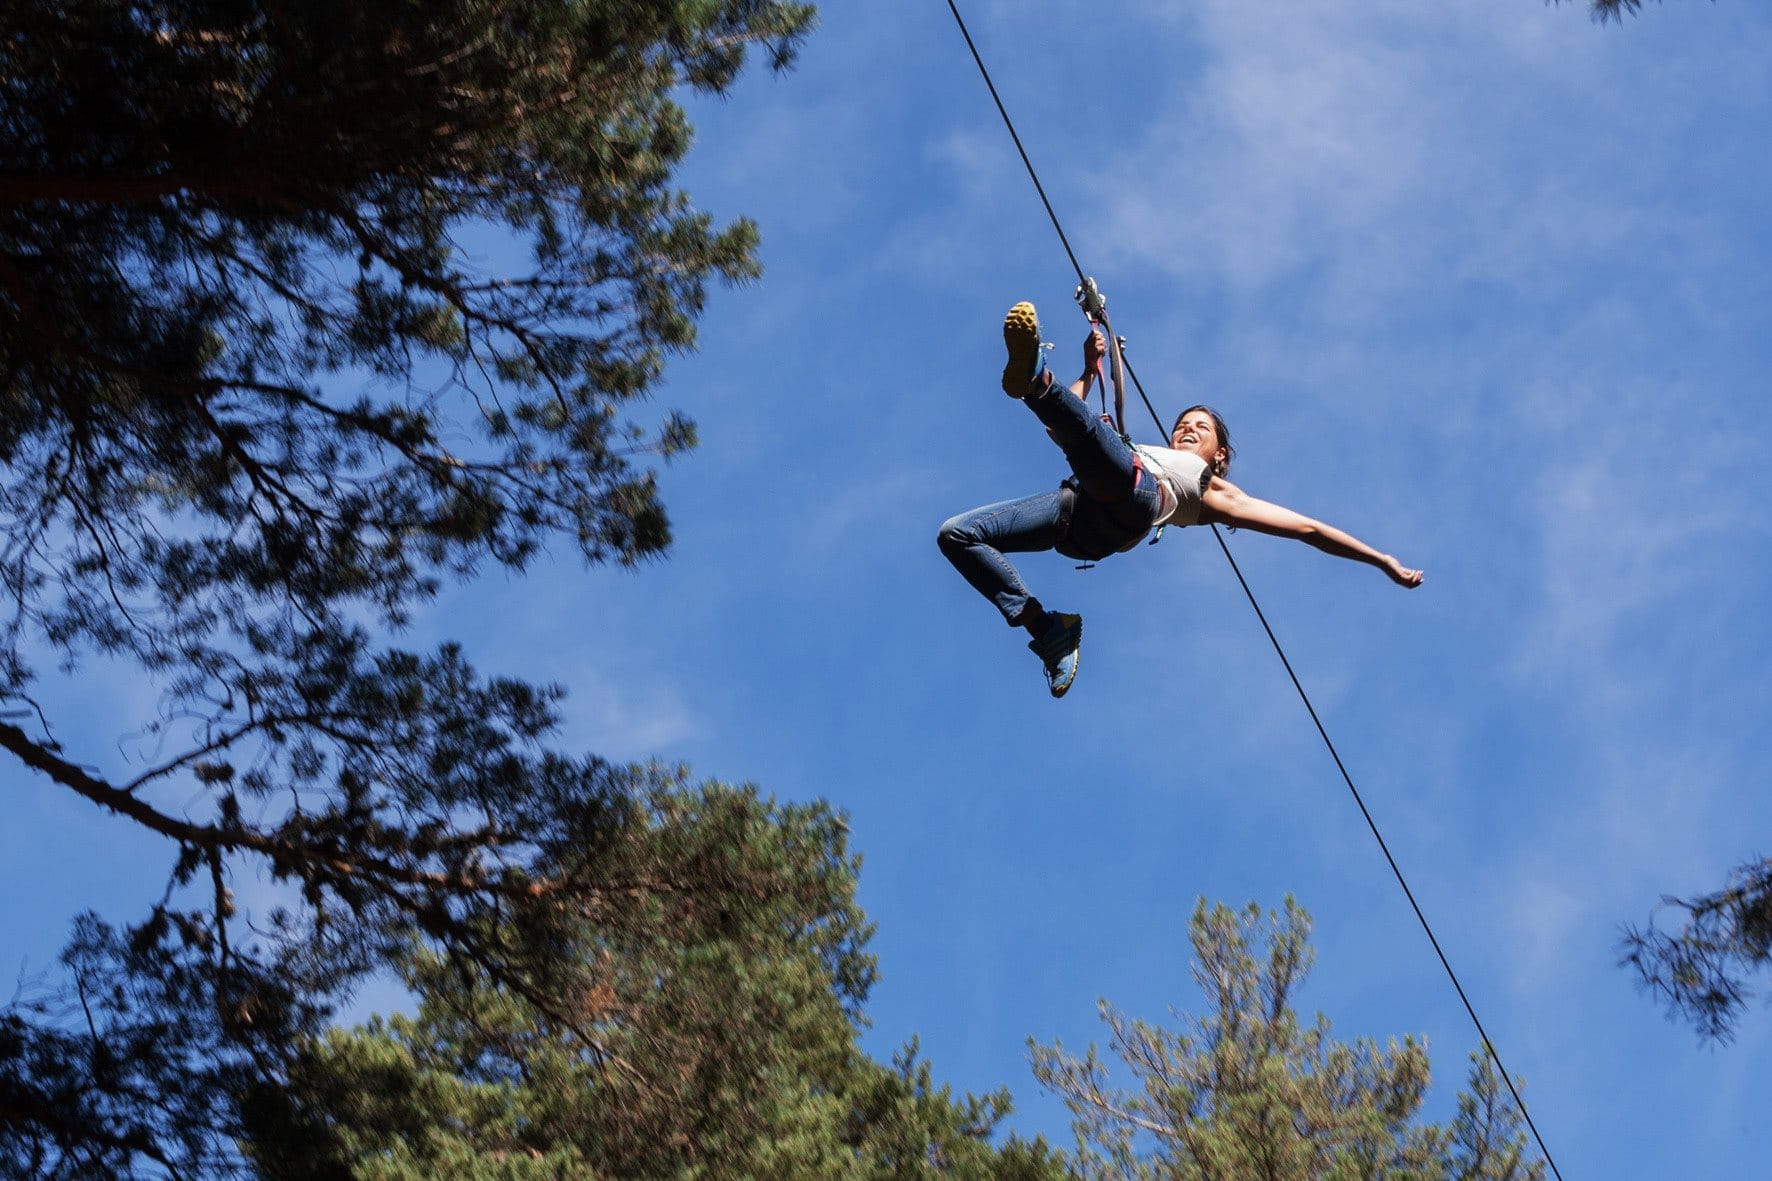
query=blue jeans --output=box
[938,379,1162,625]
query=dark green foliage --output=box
[1030,900,1544,1181]
[2,912,330,1176]
[1621,855,1772,1041]
[0,0,812,661]
[245,784,1063,1179]
[0,1,944,1176]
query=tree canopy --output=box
[0,2,1065,1175]
[1622,856,1772,1042]
[246,782,1063,1180]
[1031,899,1545,1181]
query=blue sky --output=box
[7,1,1772,1176]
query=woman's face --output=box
[1171,409,1228,474]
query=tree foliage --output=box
[243,783,1062,1180]
[1030,900,1544,1181]
[0,1,959,1175]
[1552,0,1712,24]
[1578,0,1652,22]
[1621,855,1772,1042]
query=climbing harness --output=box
[940,4,1563,1177]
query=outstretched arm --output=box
[1199,479,1424,588]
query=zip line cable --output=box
[941,0,1086,283]
[941,0,1173,438]
[1207,527,1565,1181]
[940,3,1564,1177]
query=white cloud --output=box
[1500,859,1590,997]
[1513,372,1764,693]
[1097,2,1456,296]
[559,675,699,762]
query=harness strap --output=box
[1099,310,1128,441]
[1055,481,1095,570]
[1055,480,1076,536]
[1074,277,1129,440]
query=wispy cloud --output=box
[1099,2,1461,297]
[1513,371,1765,692]
[557,675,700,763]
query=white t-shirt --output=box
[1133,444,1211,528]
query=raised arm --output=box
[1199,478,1424,588]
[1064,328,1110,399]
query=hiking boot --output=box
[1027,611,1082,698]
[1001,301,1050,397]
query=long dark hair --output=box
[1172,404,1234,476]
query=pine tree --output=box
[0,2,864,1175]
[1029,899,1544,1181]
[1621,856,1772,1042]
[242,783,1063,1180]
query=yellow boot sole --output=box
[1001,301,1044,397]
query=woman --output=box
[938,300,1424,698]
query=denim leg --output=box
[1022,381,1138,501]
[937,491,1066,625]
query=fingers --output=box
[1386,558,1424,588]
[1084,333,1107,370]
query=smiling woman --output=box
[937,299,1424,698]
